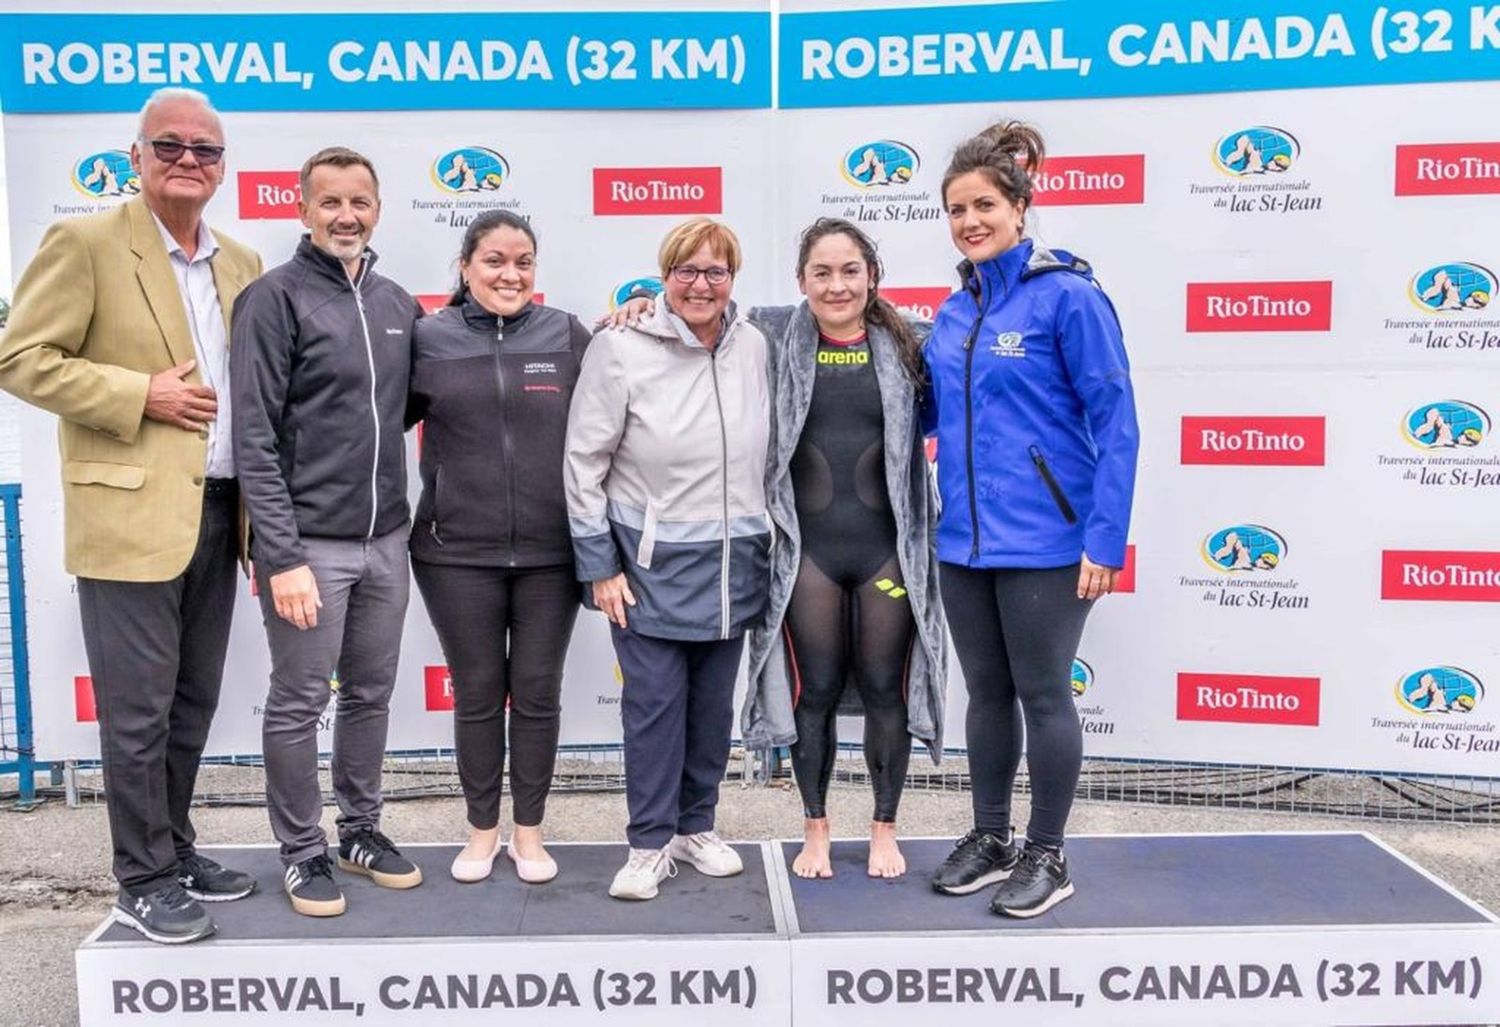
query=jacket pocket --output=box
[1027,445,1078,524]
[428,464,446,546]
[636,499,659,570]
[63,460,145,490]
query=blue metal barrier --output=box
[0,482,35,805]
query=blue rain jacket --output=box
[922,239,1139,569]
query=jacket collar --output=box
[459,295,536,333]
[126,197,196,367]
[639,297,741,351]
[295,234,378,288]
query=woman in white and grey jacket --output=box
[564,218,771,901]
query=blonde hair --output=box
[657,218,742,279]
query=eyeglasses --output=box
[669,265,732,286]
[142,138,226,166]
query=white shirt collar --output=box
[149,209,219,264]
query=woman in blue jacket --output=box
[924,121,1139,917]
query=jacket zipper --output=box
[709,337,732,640]
[1029,444,1079,524]
[962,272,992,561]
[351,265,379,539]
[429,465,445,546]
[493,325,518,566]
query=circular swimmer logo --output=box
[1212,126,1299,178]
[1070,659,1094,699]
[1402,400,1489,451]
[431,147,510,194]
[1201,524,1287,574]
[72,150,140,199]
[842,140,919,189]
[1408,262,1495,314]
[610,276,663,311]
[1396,666,1484,716]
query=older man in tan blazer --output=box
[0,88,261,944]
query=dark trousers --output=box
[77,482,238,894]
[611,625,744,849]
[412,561,579,829]
[939,563,1093,850]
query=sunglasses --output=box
[142,138,226,166]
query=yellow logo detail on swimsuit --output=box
[817,348,869,366]
[875,578,907,600]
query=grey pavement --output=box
[2,779,1497,1027]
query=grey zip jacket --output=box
[565,301,772,641]
[741,303,947,762]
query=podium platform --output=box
[77,833,1500,1026]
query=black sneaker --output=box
[177,852,256,902]
[338,827,423,889]
[283,853,346,917]
[931,828,1020,895]
[989,845,1074,918]
[113,882,215,944]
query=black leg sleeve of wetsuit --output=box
[851,553,916,823]
[993,564,1094,850]
[784,555,846,820]
[939,562,1023,837]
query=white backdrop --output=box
[2,0,1498,779]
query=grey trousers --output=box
[256,525,410,865]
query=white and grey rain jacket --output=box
[565,301,772,641]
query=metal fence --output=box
[0,482,36,806]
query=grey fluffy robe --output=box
[739,302,947,763]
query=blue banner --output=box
[780,1,1500,107]
[0,10,771,112]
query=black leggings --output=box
[784,552,915,822]
[411,561,579,829]
[939,563,1093,850]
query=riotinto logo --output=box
[72,150,139,199]
[593,167,722,216]
[432,147,509,194]
[1396,666,1484,716]
[1408,262,1495,313]
[1402,401,1489,450]
[1180,415,1326,466]
[1396,143,1500,197]
[1184,281,1332,332]
[1213,126,1299,177]
[1176,673,1320,726]
[1201,525,1286,574]
[842,140,918,189]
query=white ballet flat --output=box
[450,837,504,883]
[506,842,558,884]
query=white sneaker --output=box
[608,847,676,901]
[669,831,744,877]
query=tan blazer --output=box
[0,197,262,582]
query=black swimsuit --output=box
[783,332,915,822]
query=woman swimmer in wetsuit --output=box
[611,218,947,879]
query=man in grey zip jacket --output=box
[231,147,423,917]
[565,218,770,899]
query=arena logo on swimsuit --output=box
[1030,154,1145,206]
[1381,550,1500,602]
[424,666,455,712]
[1180,416,1325,466]
[1185,281,1332,332]
[1176,673,1320,727]
[592,166,722,215]
[1396,143,1500,196]
[237,170,300,219]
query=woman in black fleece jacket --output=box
[407,210,591,885]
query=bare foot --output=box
[509,823,550,863]
[868,821,905,878]
[458,825,502,864]
[792,818,834,878]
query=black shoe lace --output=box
[152,881,194,909]
[947,829,984,861]
[1010,847,1046,885]
[352,828,398,855]
[297,853,335,880]
[180,852,214,877]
